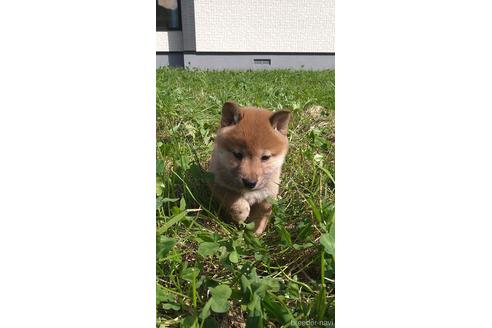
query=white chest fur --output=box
[242,188,272,206]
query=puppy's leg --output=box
[249,200,273,235]
[229,198,250,224]
[210,183,250,224]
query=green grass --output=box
[156,68,335,328]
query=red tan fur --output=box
[208,101,291,235]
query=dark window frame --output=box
[156,0,182,31]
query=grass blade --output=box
[157,211,188,235]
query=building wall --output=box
[156,1,335,69]
[192,0,334,53]
[156,31,183,52]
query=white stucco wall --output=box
[156,31,183,52]
[192,0,334,53]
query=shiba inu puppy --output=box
[208,101,291,235]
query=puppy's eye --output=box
[261,155,271,161]
[232,152,243,160]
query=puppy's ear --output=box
[270,110,291,135]
[221,101,242,127]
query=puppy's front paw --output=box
[229,198,250,224]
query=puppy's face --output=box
[213,102,291,191]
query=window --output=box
[156,0,181,31]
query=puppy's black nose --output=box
[242,178,257,189]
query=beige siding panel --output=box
[156,31,184,52]
[193,0,334,53]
